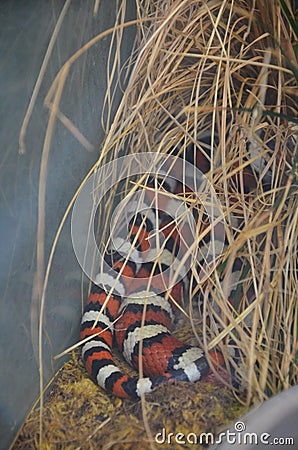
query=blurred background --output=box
[0,1,136,448]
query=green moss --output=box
[14,352,246,450]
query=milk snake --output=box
[79,146,254,399]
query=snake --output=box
[79,148,250,399]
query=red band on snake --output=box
[80,154,241,399]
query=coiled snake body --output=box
[80,150,246,399]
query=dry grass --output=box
[15,0,297,448]
[94,0,298,403]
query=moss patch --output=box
[13,352,246,449]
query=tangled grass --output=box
[95,0,298,405]
[15,0,297,448]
